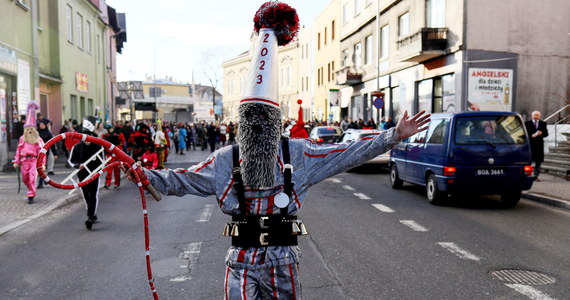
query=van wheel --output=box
[390,164,403,189]
[501,191,521,208]
[426,174,445,205]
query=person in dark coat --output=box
[524,111,549,181]
[68,116,104,230]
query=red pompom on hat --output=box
[297,99,302,105]
[254,1,299,46]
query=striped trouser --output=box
[224,263,301,300]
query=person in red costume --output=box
[289,99,309,139]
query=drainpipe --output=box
[32,0,40,101]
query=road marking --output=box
[505,284,557,300]
[399,220,428,232]
[354,192,371,200]
[343,185,355,191]
[371,203,394,213]
[171,242,202,282]
[437,242,481,261]
[196,204,214,222]
[328,178,342,183]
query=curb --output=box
[522,192,570,210]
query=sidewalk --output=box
[0,148,212,236]
[522,173,570,209]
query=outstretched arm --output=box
[124,152,217,198]
[304,110,430,185]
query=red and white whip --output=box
[37,132,163,300]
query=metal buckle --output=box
[259,216,269,229]
[259,233,269,246]
[284,164,293,173]
[259,232,269,246]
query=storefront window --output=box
[417,79,432,113]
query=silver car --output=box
[338,129,390,165]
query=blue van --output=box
[389,111,534,207]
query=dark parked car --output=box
[309,126,343,143]
[389,111,534,207]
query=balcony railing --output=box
[335,66,363,86]
[396,27,448,62]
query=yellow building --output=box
[222,31,302,121]
[297,25,314,121]
[313,0,341,122]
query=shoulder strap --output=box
[281,138,293,216]
[232,144,247,217]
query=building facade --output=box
[337,0,569,124]
[314,0,341,122]
[0,0,126,171]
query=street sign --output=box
[373,97,384,109]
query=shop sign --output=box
[76,72,89,93]
[17,59,30,115]
[468,68,513,111]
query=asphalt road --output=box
[0,164,569,299]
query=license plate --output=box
[476,168,505,176]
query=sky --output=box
[106,0,332,87]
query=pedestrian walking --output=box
[127,3,431,298]
[178,125,187,155]
[68,116,105,230]
[12,101,46,204]
[524,111,549,181]
[37,122,59,188]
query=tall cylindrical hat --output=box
[24,101,40,128]
[240,1,299,109]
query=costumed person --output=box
[153,120,167,169]
[12,101,46,204]
[68,116,105,230]
[129,122,154,161]
[141,146,159,170]
[127,3,430,298]
[524,110,549,181]
[289,99,309,139]
[102,125,125,189]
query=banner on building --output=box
[75,72,89,93]
[17,59,30,115]
[194,101,215,121]
[468,68,513,111]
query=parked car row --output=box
[308,111,535,208]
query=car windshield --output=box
[454,116,527,145]
[317,128,341,135]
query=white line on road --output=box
[399,220,428,232]
[354,192,371,200]
[171,242,202,282]
[196,204,214,222]
[328,178,342,183]
[505,284,557,300]
[371,203,394,213]
[343,185,355,191]
[437,242,481,261]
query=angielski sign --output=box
[468,68,513,111]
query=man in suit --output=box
[525,111,549,181]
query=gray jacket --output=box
[145,128,399,270]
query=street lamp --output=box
[153,37,174,121]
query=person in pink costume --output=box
[12,101,46,204]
